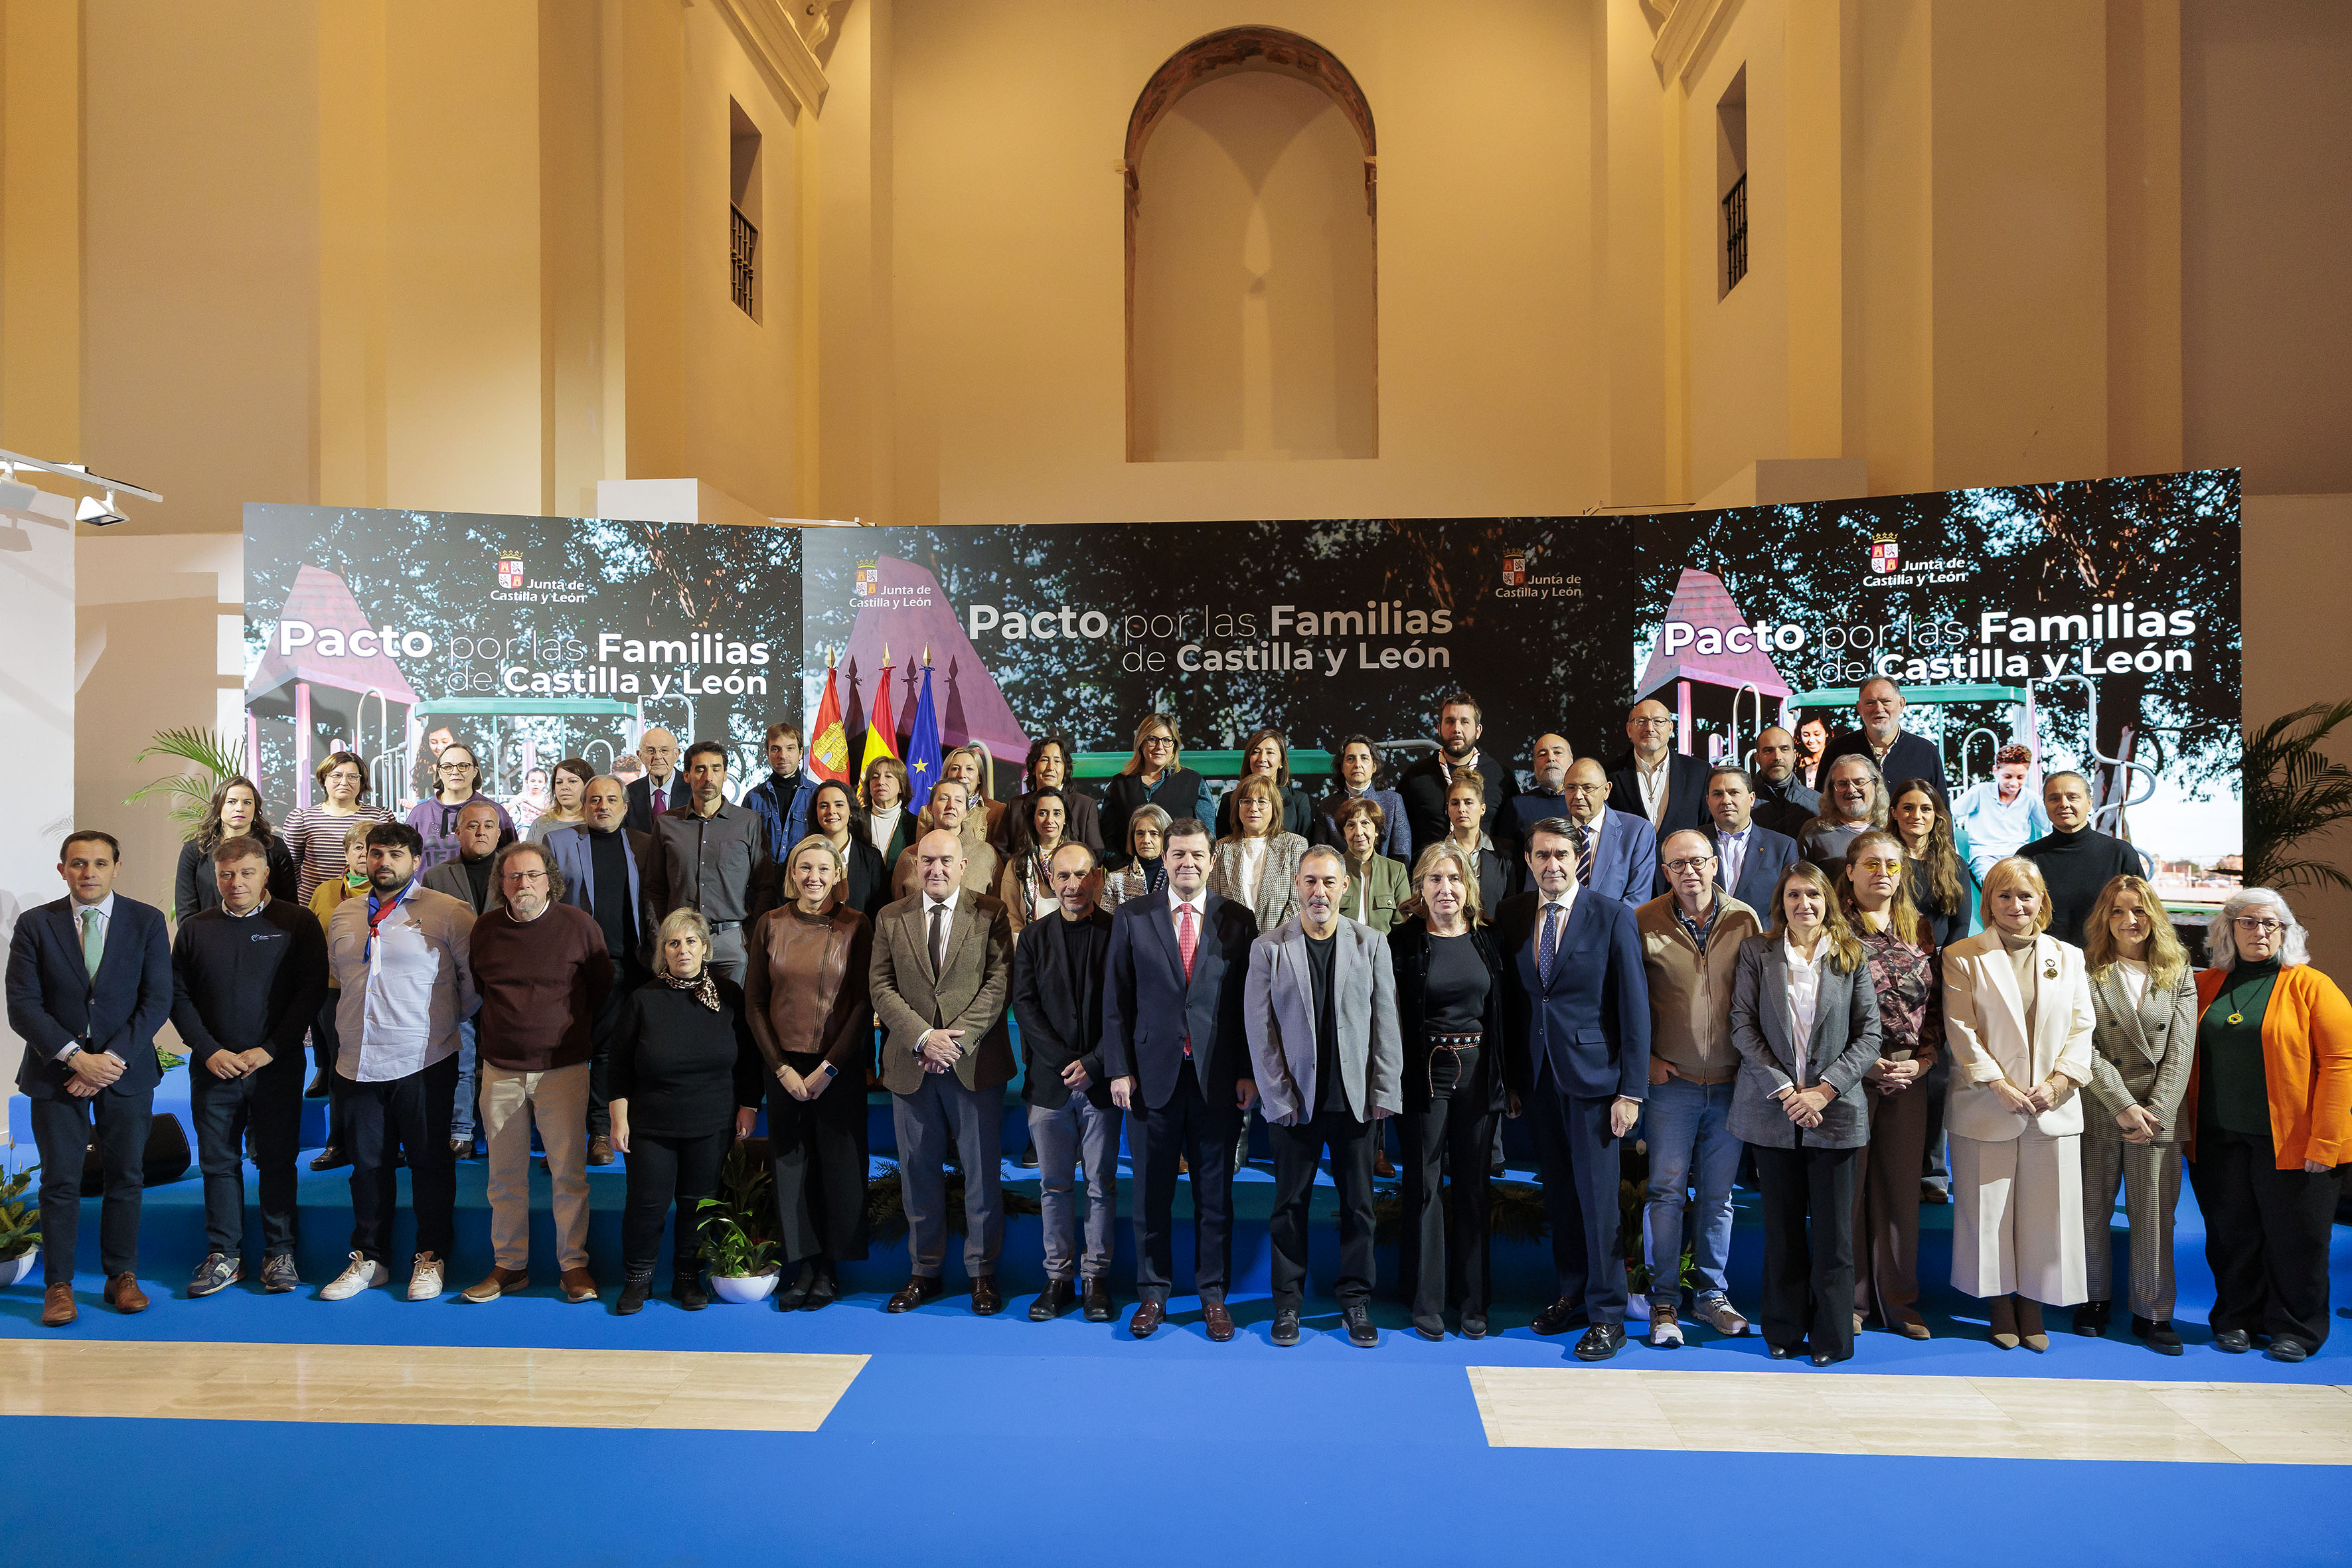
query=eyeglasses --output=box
[1662,856,1715,874]
[1630,717,1675,730]
[1142,736,1174,747]
[2231,917,2285,935]
[503,870,549,884]
[1853,858,1906,874]
[438,761,473,772]
[1563,783,1607,795]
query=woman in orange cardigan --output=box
[2185,887,2352,1362]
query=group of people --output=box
[9,678,2346,1366]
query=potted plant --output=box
[694,1194,780,1304]
[0,1162,40,1289]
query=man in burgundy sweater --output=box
[465,838,615,1304]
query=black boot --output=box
[2073,1300,2111,1337]
[673,1266,709,1311]
[617,1272,653,1316]
[777,1259,818,1311]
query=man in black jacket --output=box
[1606,698,1711,839]
[171,835,330,1297]
[1396,690,1522,866]
[2019,770,2152,946]
[1749,725,1820,840]
[1815,676,1950,801]
[1011,841,1120,1322]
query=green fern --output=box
[2242,700,2352,893]
[125,726,248,832]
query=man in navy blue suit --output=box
[1563,758,1658,909]
[5,831,174,1327]
[1494,818,1651,1362]
[1661,766,1798,908]
[1101,816,1258,1342]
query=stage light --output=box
[0,465,35,513]
[76,490,127,526]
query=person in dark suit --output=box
[1750,726,1820,842]
[1011,841,1121,1322]
[1563,758,1658,909]
[1494,817,1651,1362]
[1688,765,1800,911]
[806,779,891,925]
[1213,726,1316,841]
[173,775,298,921]
[1815,676,1950,803]
[623,727,692,834]
[1395,690,1522,867]
[171,835,329,1298]
[1101,815,1259,1341]
[1607,699,1711,839]
[1498,733,1575,854]
[546,775,655,1164]
[7,831,175,1326]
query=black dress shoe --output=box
[803,1267,838,1309]
[886,1276,944,1313]
[616,1275,651,1316]
[1531,1298,1588,1336]
[1460,1313,1488,1340]
[2213,1327,2252,1354]
[1081,1278,1115,1322]
[1029,1279,1074,1321]
[1271,1306,1301,1346]
[776,1261,817,1311]
[309,1145,349,1172]
[1811,1351,1847,1366]
[2073,1300,2111,1337]
[1573,1323,1625,1362]
[1767,1342,1802,1360]
[1129,1298,1166,1338]
[970,1276,1004,1316]
[1413,1317,1445,1342]
[2133,1315,2183,1355]
[1016,1144,1040,1168]
[2268,1336,2311,1364]
[1344,1302,1377,1348]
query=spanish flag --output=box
[859,644,900,778]
[809,648,852,783]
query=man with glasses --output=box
[2018,770,2150,946]
[1816,676,1950,801]
[647,740,774,982]
[1562,757,1656,909]
[625,727,691,833]
[1608,699,1710,838]
[463,840,614,1304]
[1749,726,1819,841]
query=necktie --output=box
[929,902,949,979]
[1538,902,1563,986]
[651,778,668,819]
[1573,824,1593,887]
[1177,903,1198,1058]
[80,907,103,980]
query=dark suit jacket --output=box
[1100,889,1257,1110]
[175,835,299,923]
[7,896,174,1099]
[838,836,892,927]
[1494,889,1651,1102]
[623,771,693,835]
[1751,779,1818,843]
[1010,907,1116,1111]
[1576,808,1659,909]
[422,856,505,915]
[546,823,657,966]
[1606,749,1712,838]
[1397,753,1523,867]
[1818,728,1949,802]
[1673,821,1798,911]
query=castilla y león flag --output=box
[809,653,852,783]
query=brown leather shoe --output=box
[970,1275,1004,1316]
[1374,1146,1395,1178]
[1129,1298,1166,1338]
[461,1266,530,1304]
[559,1267,599,1304]
[886,1276,944,1313]
[588,1135,613,1166]
[41,1282,76,1327]
[103,1273,149,1314]
[1203,1300,1235,1342]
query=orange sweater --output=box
[2186,964,2352,1168]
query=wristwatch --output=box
[819,1062,840,1079]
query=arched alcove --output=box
[1125,27,1377,462]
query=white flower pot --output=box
[0,1251,37,1289]
[708,1268,779,1304]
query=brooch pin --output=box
[2043,962,2058,980]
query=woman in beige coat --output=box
[1941,856,2097,1350]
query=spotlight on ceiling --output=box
[76,490,127,526]
[0,469,36,514]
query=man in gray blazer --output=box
[871,828,1016,1316]
[1245,846,1402,1348]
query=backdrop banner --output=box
[242,503,801,817]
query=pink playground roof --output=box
[1634,567,1791,702]
[246,563,420,706]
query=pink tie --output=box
[1177,903,1198,1058]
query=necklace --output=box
[2222,971,2270,1026]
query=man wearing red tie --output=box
[1102,818,1259,1340]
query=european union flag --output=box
[904,660,943,803]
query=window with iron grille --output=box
[1723,174,1747,292]
[730,99,763,322]
[1717,67,1747,298]
[732,204,759,319]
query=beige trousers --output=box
[1950,1127,2088,1306]
[481,1061,591,1272]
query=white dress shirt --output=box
[921,887,960,973]
[1784,937,1826,1086]
[1169,890,1207,949]
[329,882,479,1083]
[1236,838,1267,911]
[1636,756,1670,828]
[1717,824,1751,892]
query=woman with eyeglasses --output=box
[406,741,516,870]
[2185,888,2351,1362]
[281,750,394,907]
[1099,714,1214,868]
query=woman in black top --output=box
[1213,727,1316,842]
[809,780,889,924]
[608,907,763,1315]
[1891,777,1977,949]
[175,774,297,921]
[1098,714,1215,868]
[1388,840,1512,1341]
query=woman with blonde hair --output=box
[1099,714,1214,868]
[2074,873,2199,1353]
[1940,856,2096,1350]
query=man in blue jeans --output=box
[1632,828,1762,1347]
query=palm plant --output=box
[2242,699,2352,892]
[126,726,246,832]
[0,1162,40,1264]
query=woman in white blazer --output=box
[1942,856,2097,1350]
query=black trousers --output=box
[769,1052,870,1265]
[1269,1107,1378,1309]
[1134,1068,1240,1304]
[1754,1138,1861,1358]
[623,1127,731,1277]
[190,1049,305,1257]
[312,992,351,1151]
[343,1052,459,1264]
[1524,1077,1626,1322]
[2189,1125,2343,1348]
[29,1086,154,1287]
[1401,1091,1496,1323]
[586,958,650,1140]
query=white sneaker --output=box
[408,1250,445,1300]
[321,1251,389,1300]
[1649,1302,1685,1348]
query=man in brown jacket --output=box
[1634,827,1761,1347]
[871,828,1016,1315]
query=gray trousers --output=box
[892,1071,1004,1279]
[1028,1096,1121,1282]
[2079,1135,2181,1320]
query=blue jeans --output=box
[452,1019,479,1144]
[1642,1075,1741,1304]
